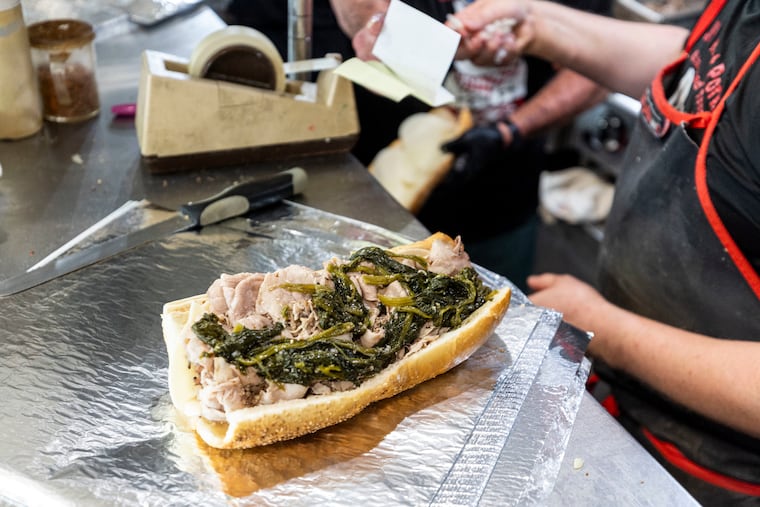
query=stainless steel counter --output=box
[0,6,696,505]
[0,5,423,280]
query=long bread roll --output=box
[161,232,510,449]
[369,108,473,215]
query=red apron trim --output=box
[650,0,726,128]
[695,40,760,300]
[585,374,621,418]
[642,428,760,496]
[586,373,600,389]
[600,395,620,418]
[685,0,727,50]
[650,53,712,128]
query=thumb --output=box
[366,12,385,36]
[352,13,385,61]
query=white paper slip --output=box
[334,0,460,107]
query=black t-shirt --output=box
[710,63,760,269]
[678,0,760,270]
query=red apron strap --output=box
[642,428,760,496]
[695,40,760,300]
[650,53,712,128]
[685,0,728,50]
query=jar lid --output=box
[28,19,95,50]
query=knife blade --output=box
[0,167,308,297]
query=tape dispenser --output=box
[135,26,359,172]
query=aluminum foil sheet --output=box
[0,202,590,506]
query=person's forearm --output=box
[329,0,389,37]
[527,2,688,97]
[455,0,690,97]
[509,68,608,136]
[588,304,760,439]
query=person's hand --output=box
[441,123,510,184]
[527,273,627,366]
[527,273,610,338]
[352,13,384,61]
[447,0,534,66]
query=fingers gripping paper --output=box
[334,0,460,107]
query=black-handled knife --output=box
[180,167,307,229]
[0,168,308,297]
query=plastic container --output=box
[27,19,100,123]
[0,0,42,139]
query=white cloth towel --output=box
[539,167,615,224]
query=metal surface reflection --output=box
[0,203,588,506]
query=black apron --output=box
[596,0,760,501]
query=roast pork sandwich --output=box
[161,233,511,449]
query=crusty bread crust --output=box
[369,108,473,215]
[161,233,510,449]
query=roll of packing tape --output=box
[188,25,286,93]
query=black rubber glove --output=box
[441,123,508,184]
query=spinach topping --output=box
[192,246,494,386]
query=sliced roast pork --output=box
[189,236,477,420]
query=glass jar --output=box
[27,19,100,123]
[0,0,42,139]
